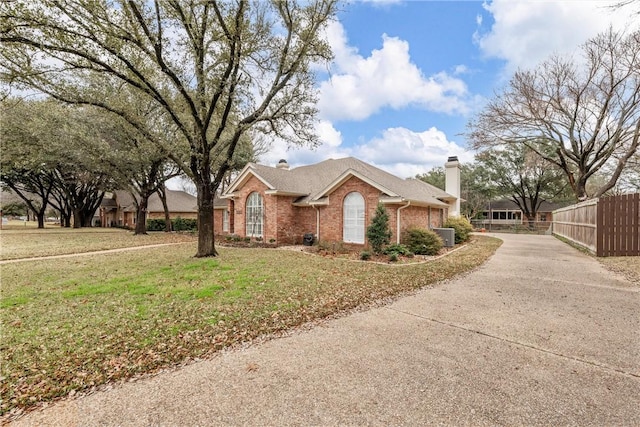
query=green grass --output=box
[0,236,501,416]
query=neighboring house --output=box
[100,189,199,228]
[220,156,461,246]
[474,199,571,227]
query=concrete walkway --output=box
[11,234,640,426]
[0,242,193,264]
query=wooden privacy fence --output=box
[552,193,640,257]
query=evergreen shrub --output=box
[443,217,473,243]
[402,227,443,255]
[366,203,392,254]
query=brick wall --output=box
[292,206,317,244]
[382,204,446,243]
[213,208,225,235]
[274,195,297,244]
[232,175,269,240]
[317,176,382,245]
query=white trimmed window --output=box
[223,209,229,232]
[246,192,263,237]
[343,192,365,244]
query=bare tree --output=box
[1,0,338,256]
[467,28,640,200]
[610,0,640,15]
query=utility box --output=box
[433,228,455,247]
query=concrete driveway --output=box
[12,234,640,426]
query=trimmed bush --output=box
[443,217,473,243]
[360,250,372,261]
[402,227,443,256]
[146,218,166,231]
[173,217,197,231]
[146,217,198,232]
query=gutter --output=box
[396,201,411,244]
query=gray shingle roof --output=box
[484,199,573,212]
[111,189,199,213]
[229,157,453,208]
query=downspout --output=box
[313,205,320,241]
[396,201,411,244]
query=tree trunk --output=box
[526,215,535,229]
[81,213,92,227]
[575,178,588,201]
[157,186,172,232]
[134,195,149,235]
[195,179,217,257]
[36,212,45,229]
[72,209,81,228]
[58,209,65,227]
[63,212,71,228]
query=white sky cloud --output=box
[259,19,474,178]
[349,127,473,178]
[476,0,635,73]
[259,124,472,179]
[318,21,471,122]
[258,120,349,168]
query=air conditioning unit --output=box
[433,227,455,247]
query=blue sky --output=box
[260,0,637,178]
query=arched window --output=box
[343,192,365,244]
[246,192,263,237]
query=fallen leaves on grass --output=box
[0,236,501,418]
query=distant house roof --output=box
[485,199,573,212]
[224,157,454,208]
[106,189,199,213]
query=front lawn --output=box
[0,235,501,417]
[0,227,196,260]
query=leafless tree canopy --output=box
[467,28,640,200]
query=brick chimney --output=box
[445,156,461,217]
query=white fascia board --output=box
[264,190,308,197]
[396,198,449,208]
[224,166,274,194]
[380,196,449,209]
[308,197,329,206]
[379,197,405,204]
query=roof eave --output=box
[309,197,329,206]
[265,190,309,197]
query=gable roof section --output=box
[110,189,198,213]
[224,157,453,208]
[224,162,305,196]
[312,168,400,201]
[147,190,197,213]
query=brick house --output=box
[220,156,461,246]
[100,189,204,228]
